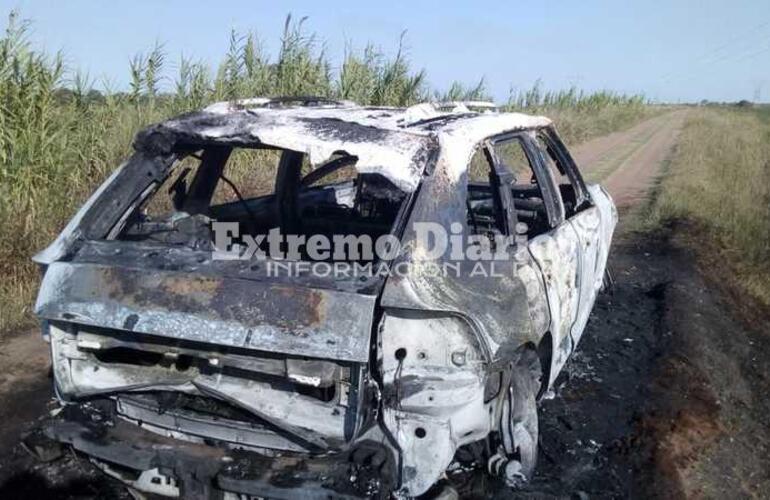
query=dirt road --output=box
[1,110,768,498]
[573,109,688,208]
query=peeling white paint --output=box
[437,113,552,183]
[177,98,550,193]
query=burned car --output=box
[32,97,616,498]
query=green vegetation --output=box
[508,80,653,145]
[0,10,654,335]
[646,107,770,306]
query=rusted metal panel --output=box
[36,261,376,362]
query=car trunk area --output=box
[47,320,366,452]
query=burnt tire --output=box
[499,351,541,485]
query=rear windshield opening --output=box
[117,146,408,263]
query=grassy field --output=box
[0,11,655,336]
[646,106,770,307]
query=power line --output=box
[694,21,770,64]
[661,38,770,84]
[659,20,770,83]
[660,40,770,86]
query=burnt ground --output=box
[504,226,770,499]
[500,232,674,499]
[1,226,768,500]
[0,111,768,498]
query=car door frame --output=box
[484,130,583,386]
[534,128,605,347]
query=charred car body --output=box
[32,98,616,498]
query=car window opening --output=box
[117,146,408,263]
[467,136,552,239]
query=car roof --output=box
[133,97,552,192]
[198,97,552,135]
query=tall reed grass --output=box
[506,79,652,145]
[0,10,653,335]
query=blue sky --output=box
[3,0,770,103]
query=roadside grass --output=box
[506,81,659,146]
[643,107,770,308]
[0,10,655,336]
